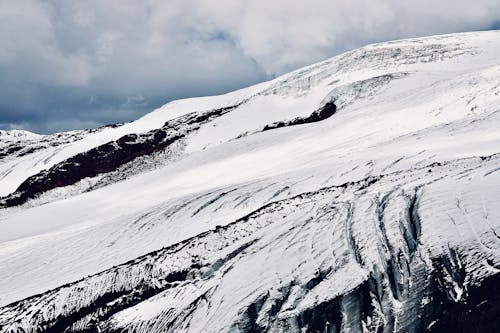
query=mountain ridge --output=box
[1,30,500,332]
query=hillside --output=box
[1,30,500,332]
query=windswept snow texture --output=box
[1,31,500,333]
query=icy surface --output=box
[0,31,500,332]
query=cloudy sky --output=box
[1,0,499,134]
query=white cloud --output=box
[0,0,499,133]
[187,0,500,74]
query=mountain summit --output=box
[1,31,500,332]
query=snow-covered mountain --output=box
[1,30,500,332]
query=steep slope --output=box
[0,31,500,333]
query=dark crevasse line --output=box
[261,101,337,132]
[406,187,422,256]
[0,105,238,208]
[233,293,271,333]
[345,202,364,266]
[373,191,406,303]
[191,188,238,216]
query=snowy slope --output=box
[0,31,500,332]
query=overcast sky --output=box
[1,0,499,134]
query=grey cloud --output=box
[1,0,499,133]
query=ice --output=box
[0,30,499,332]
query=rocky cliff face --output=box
[1,31,500,332]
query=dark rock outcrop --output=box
[262,101,337,132]
[0,106,237,208]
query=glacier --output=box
[0,30,500,332]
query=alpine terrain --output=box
[1,31,500,332]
